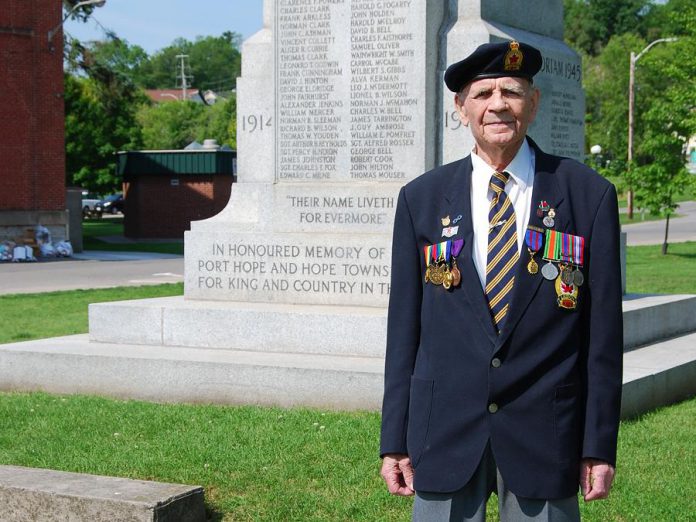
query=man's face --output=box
[455,77,540,154]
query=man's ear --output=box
[454,93,469,127]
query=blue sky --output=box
[64,0,264,54]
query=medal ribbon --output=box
[424,245,433,267]
[543,230,584,266]
[525,229,543,252]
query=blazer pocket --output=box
[407,376,434,467]
[554,383,581,465]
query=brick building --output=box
[0,0,67,241]
[119,148,236,239]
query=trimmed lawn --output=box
[625,241,696,294]
[0,392,692,521]
[0,284,183,344]
[82,218,184,255]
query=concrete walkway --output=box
[0,251,183,295]
[622,201,696,246]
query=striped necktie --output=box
[485,171,519,332]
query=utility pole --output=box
[175,54,193,100]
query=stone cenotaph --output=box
[89,0,585,408]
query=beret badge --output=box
[504,41,523,71]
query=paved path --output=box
[0,251,184,295]
[622,201,696,246]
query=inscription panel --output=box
[275,0,426,182]
[186,233,392,306]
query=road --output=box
[622,201,696,246]
[0,251,184,295]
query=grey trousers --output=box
[412,443,580,522]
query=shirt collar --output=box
[470,138,533,191]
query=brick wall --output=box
[123,175,233,238]
[0,0,65,211]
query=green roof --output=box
[117,150,236,179]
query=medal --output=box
[541,261,559,280]
[524,228,543,276]
[573,269,584,286]
[555,275,579,310]
[527,256,539,275]
[560,264,574,285]
[441,215,451,226]
[543,215,555,228]
[451,258,461,287]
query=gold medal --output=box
[424,265,431,283]
[443,269,453,290]
[526,247,538,275]
[527,258,538,275]
[429,264,446,286]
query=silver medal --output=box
[573,270,585,286]
[541,262,559,280]
[543,216,555,228]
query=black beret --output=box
[444,40,543,92]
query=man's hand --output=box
[380,453,415,496]
[580,458,615,501]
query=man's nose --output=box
[488,91,507,111]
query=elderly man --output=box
[379,41,623,521]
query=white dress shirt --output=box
[470,138,535,289]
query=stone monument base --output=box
[1,295,695,416]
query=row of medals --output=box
[529,207,583,310]
[425,258,461,290]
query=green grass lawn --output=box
[625,241,696,294]
[0,284,183,344]
[82,218,184,255]
[0,391,692,521]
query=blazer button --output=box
[491,358,501,368]
[488,403,499,413]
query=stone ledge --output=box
[0,465,205,522]
[0,335,384,410]
[621,332,696,419]
[89,297,388,357]
[88,294,696,356]
[622,294,696,350]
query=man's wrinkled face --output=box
[455,77,540,153]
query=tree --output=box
[137,95,237,151]
[137,101,207,150]
[64,36,146,193]
[564,0,653,55]
[138,34,242,91]
[631,6,696,253]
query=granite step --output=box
[0,465,205,522]
[0,331,694,417]
[87,294,696,357]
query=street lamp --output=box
[47,0,106,49]
[626,37,678,219]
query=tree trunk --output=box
[661,214,670,255]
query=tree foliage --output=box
[137,95,237,151]
[573,0,696,252]
[563,0,653,55]
[137,34,241,91]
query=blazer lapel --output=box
[445,158,498,345]
[495,145,567,351]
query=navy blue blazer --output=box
[380,139,623,499]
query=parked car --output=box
[81,191,102,218]
[94,193,125,217]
